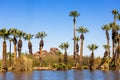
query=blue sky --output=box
[0,0,120,58]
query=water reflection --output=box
[0,70,119,80]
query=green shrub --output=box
[12,55,33,71]
[83,65,88,69]
[52,63,68,70]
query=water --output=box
[0,70,120,80]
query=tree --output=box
[8,28,18,64]
[87,44,98,70]
[69,11,80,59]
[0,28,9,71]
[35,32,47,57]
[111,10,118,56]
[17,30,25,58]
[76,26,88,68]
[110,23,118,57]
[24,33,33,55]
[59,42,69,65]
[102,24,111,58]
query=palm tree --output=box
[69,11,80,59]
[111,10,118,56]
[0,28,9,71]
[87,44,98,70]
[76,26,88,67]
[17,30,25,58]
[35,32,47,57]
[102,25,111,58]
[110,23,118,57]
[59,42,69,65]
[8,28,18,64]
[24,33,33,55]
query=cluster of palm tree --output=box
[0,28,47,70]
[67,10,120,70]
[99,10,120,70]
[69,11,89,68]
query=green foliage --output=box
[59,42,69,50]
[0,28,9,40]
[76,26,89,34]
[102,25,111,31]
[69,11,80,17]
[112,9,118,15]
[52,63,68,70]
[42,55,59,67]
[24,33,33,41]
[82,56,89,66]
[83,65,88,69]
[35,32,47,39]
[87,44,98,52]
[103,44,110,50]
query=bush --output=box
[12,55,33,71]
[52,63,68,70]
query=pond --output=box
[0,70,120,80]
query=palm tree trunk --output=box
[80,39,83,68]
[28,41,32,55]
[39,46,43,67]
[40,46,42,57]
[114,15,116,26]
[2,41,7,71]
[108,40,110,58]
[9,40,12,67]
[89,51,94,70]
[18,39,22,58]
[14,44,17,64]
[112,40,115,57]
[64,49,68,65]
[73,17,76,59]
[106,31,110,58]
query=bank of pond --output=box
[0,54,120,72]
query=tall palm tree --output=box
[17,30,25,58]
[111,10,118,56]
[76,26,88,67]
[69,11,80,59]
[59,42,69,65]
[102,25,111,58]
[24,33,33,55]
[0,28,9,70]
[35,32,47,57]
[87,44,98,70]
[8,28,18,64]
[110,23,118,57]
